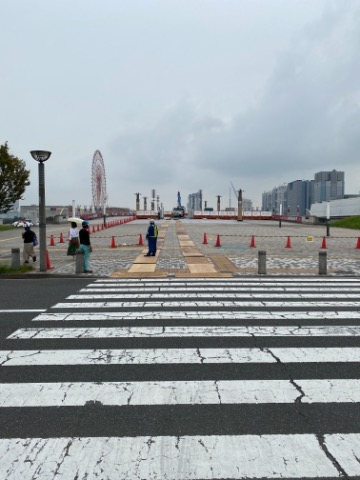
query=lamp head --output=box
[30,150,52,163]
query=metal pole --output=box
[279,204,282,228]
[326,202,330,237]
[103,195,107,225]
[38,161,46,272]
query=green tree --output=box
[0,142,30,213]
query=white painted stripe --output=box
[0,309,46,313]
[1,434,358,478]
[81,286,360,293]
[53,300,360,308]
[0,379,359,407]
[94,278,360,284]
[1,347,360,366]
[68,292,360,299]
[326,434,360,476]
[9,325,360,339]
[32,310,360,321]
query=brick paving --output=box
[1,218,360,276]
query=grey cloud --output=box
[107,0,360,207]
[109,100,224,186]
[195,1,360,177]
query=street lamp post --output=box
[30,150,52,272]
[103,194,108,225]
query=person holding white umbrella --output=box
[67,221,80,258]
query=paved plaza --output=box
[2,218,360,277]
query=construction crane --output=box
[172,191,185,218]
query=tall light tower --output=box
[134,193,141,211]
[216,195,221,215]
[151,189,156,211]
[237,189,243,222]
[30,150,52,272]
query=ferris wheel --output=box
[91,150,107,212]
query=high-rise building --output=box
[286,180,313,216]
[262,184,287,214]
[187,190,202,217]
[262,191,273,212]
[313,170,344,203]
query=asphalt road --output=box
[1,276,360,478]
[0,278,92,340]
[0,278,92,310]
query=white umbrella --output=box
[67,217,83,226]
[13,221,29,228]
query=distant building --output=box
[286,180,313,216]
[19,205,71,223]
[187,190,202,218]
[262,169,345,217]
[242,198,253,211]
[262,184,287,214]
[310,196,360,218]
[313,170,344,203]
[262,191,273,212]
[17,204,133,223]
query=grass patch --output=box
[329,216,360,230]
[0,225,17,231]
[0,264,34,275]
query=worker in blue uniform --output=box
[145,220,158,256]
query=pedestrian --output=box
[79,221,93,273]
[145,219,158,256]
[22,225,37,264]
[67,222,80,258]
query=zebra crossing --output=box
[1,277,360,478]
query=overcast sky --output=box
[1,0,360,211]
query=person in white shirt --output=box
[67,222,80,258]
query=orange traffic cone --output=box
[138,234,144,246]
[250,235,256,248]
[45,249,53,269]
[202,233,208,244]
[356,237,360,249]
[321,237,327,249]
[97,224,100,232]
[59,233,64,243]
[49,234,55,246]
[285,236,292,248]
[111,236,116,248]
[92,225,95,233]
[215,234,221,247]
